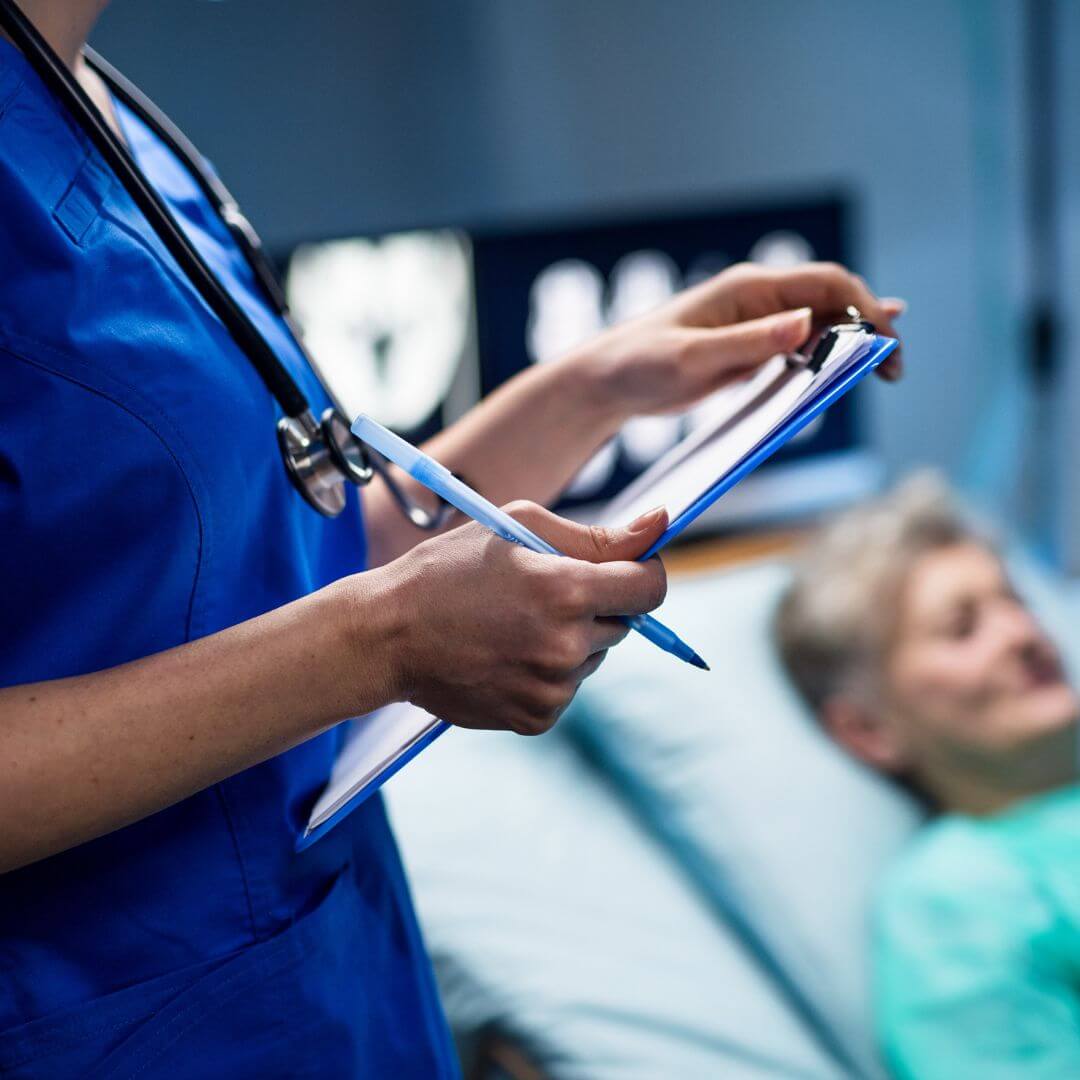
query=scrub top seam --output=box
[0,73,22,121]
[97,104,343,935]
[94,204,236,350]
[212,784,259,946]
[0,335,205,642]
[106,101,291,413]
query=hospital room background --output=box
[93,2,1080,1077]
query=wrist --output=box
[551,339,629,442]
[324,565,412,715]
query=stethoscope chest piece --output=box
[277,408,372,518]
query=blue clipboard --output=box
[296,719,449,851]
[299,332,896,849]
[640,333,897,559]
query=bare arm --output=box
[0,574,399,873]
[1,505,668,873]
[364,262,905,566]
[363,355,616,566]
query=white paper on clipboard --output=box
[599,331,873,528]
[304,702,441,839]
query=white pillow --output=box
[563,561,922,1079]
[387,727,843,1079]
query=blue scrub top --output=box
[0,42,457,1079]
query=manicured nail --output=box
[628,505,667,533]
[775,306,812,345]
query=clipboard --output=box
[298,703,448,851]
[639,332,897,558]
[299,322,898,849]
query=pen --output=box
[351,414,709,670]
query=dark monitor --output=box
[281,196,879,534]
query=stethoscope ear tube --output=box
[84,45,293,321]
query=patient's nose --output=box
[991,599,1048,658]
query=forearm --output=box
[362,260,906,566]
[365,352,621,565]
[0,572,401,872]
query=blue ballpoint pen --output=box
[351,414,709,671]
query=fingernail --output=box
[882,297,907,316]
[879,357,903,381]
[775,306,812,345]
[628,505,667,533]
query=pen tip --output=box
[690,653,710,671]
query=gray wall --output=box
[92,0,1031,508]
[1052,0,1080,570]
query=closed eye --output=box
[945,599,978,640]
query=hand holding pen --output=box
[368,492,672,735]
[354,415,708,671]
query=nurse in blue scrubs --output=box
[0,2,904,1076]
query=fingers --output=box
[766,263,906,379]
[570,649,609,685]
[587,616,631,654]
[574,557,668,618]
[678,262,907,388]
[505,500,670,564]
[766,263,896,328]
[523,629,621,729]
[676,306,812,391]
[876,297,906,381]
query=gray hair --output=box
[774,473,980,713]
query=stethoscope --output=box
[0,0,453,525]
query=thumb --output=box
[686,306,813,382]
[506,501,669,563]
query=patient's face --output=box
[882,542,1079,782]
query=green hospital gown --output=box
[875,784,1080,1079]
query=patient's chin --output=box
[1010,683,1080,742]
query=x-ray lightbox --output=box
[282,196,880,535]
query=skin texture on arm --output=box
[364,263,905,566]
[0,507,668,873]
[0,577,396,874]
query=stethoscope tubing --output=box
[0,0,454,526]
[0,0,311,419]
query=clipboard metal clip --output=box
[786,306,876,373]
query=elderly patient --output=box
[773,476,1080,1080]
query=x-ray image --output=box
[526,251,687,496]
[520,234,819,502]
[749,229,816,267]
[281,198,869,528]
[526,259,607,365]
[285,230,474,433]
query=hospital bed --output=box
[386,539,1077,1079]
